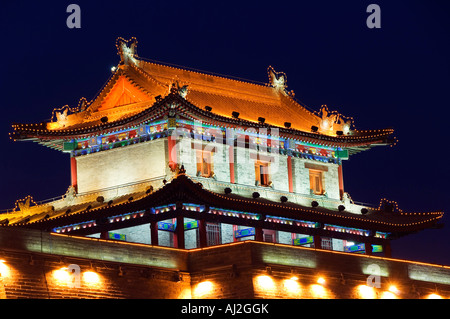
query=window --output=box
[309,170,324,195]
[321,237,333,250]
[255,161,270,186]
[206,222,221,246]
[263,230,276,243]
[196,150,213,177]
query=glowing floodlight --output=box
[357,285,376,299]
[0,259,9,277]
[83,271,101,285]
[194,280,213,297]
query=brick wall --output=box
[0,250,191,299]
[1,227,450,299]
[188,242,450,299]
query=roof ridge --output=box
[138,58,290,101]
[138,56,270,88]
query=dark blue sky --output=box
[0,1,449,264]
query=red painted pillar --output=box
[168,135,177,171]
[229,145,235,184]
[384,242,392,258]
[232,225,238,242]
[175,215,185,249]
[100,231,109,240]
[70,156,77,191]
[150,222,159,246]
[287,156,293,193]
[255,227,263,242]
[365,244,373,255]
[338,164,344,200]
[198,219,207,248]
[314,235,322,249]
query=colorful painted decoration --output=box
[292,236,314,246]
[108,232,126,241]
[344,243,366,253]
[234,228,255,239]
[371,245,383,253]
[158,222,175,232]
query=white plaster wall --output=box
[158,230,173,247]
[212,143,229,183]
[184,218,198,249]
[277,231,292,245]
[76,139,166,193]
[178,137,196,177]
[270,154,289,192]
[111,224,151,244]
[291,157,311,195]
[234,148,255,186]
[291,157,340,200]
[324,163,340,200]
[332,238,345,252]
[234,148,289,191]
[221,223,234,244]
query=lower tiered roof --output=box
[0,173,443,244]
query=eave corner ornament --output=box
[14,195,36,214]
[169,80,189,99]
[268,66,288,93]
[316,105,353,135]
[116,37,139,66]
[51,105,75,128]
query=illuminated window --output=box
[255,161,270,186]
[196,150,213,177]
[309,170,324,195]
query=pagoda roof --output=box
[0,174,443,242]
[10,38,396,152]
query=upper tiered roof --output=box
[10,37,396,154]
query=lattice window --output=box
[263,234,274,243]
[206,222,221,246]
[321,237,333,250]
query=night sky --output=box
[0,1,449,265]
